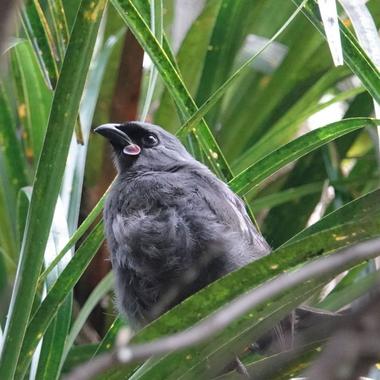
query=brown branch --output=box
[110,30,144,122]
[65,238,380,380]
[306,288,380,380]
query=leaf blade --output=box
[229,118,379,196]
[0,2,107,378]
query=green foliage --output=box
[0,0,379,379]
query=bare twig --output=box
[65,238,380,380]
[306,288,380,380]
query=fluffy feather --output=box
[99,121,270,329]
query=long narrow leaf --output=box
[235,76,361,169]
[229,118,378,196]
[0,178,17,269]
[0,80,29,196]
[16,221,105,378]
[0,80,28,264]
[176,0,307,139]
[46,0,69,61]
[33,196,73,380]
[0,2,107,378]
[62,28,124,234]
[140,0,163,121]
[111,0,231,180]
[103,191,380,379]
[154,0,223,133]
[11,40,52,164]
[294,0,380,105]
[318,0,343,66]
[93,317,124,358]
[62,271,114,364]
[39,184,109,285]
[21,0,59,88]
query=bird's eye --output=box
[142,133,159,147]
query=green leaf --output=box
[295,0,380,105]
[33,296,72,380]
[92,317,124,358]
[216,342,321,380]
[288,187,380,242]
[261,92,374,248]
[233,68,356,170]
[0,2,107,378]
[194,0,252,126]
[38,187,107,285]
[62,271,114,364]
[0,248,8,295]
[11,40,52,165]
[62,344,99,373]
[0,181,17,270]
[128,0,180,73]
[140,0,163,121]
[229,118,379,196]
[252,182,325,212]
[111,0,231,180]
[176,0,308,141]
[16,221,105,378]
[63,0,81,30]
[154,0,223,133]
[317,266,379,311]
[18,190,73,380]
[21,0,59,88]
[220,8,328,160]
[0,80,29,197]
[63,28,124,234]
[0,80,28,266]
[251,174,376,212]
[102,189,380,379]
[33,197,73,380]
[46,0,70,61]
[16,187,33,253]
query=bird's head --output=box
[94,121,193,173]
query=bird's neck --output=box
[118,162,196,180]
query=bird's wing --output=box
[224,186,270,254]
[197,173,271,258]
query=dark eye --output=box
[142,133,159,147]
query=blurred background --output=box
[1,0,380,378]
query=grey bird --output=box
[95,121,270,329]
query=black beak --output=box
[94,123,132,145]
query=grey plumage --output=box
[96,121,270,329]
